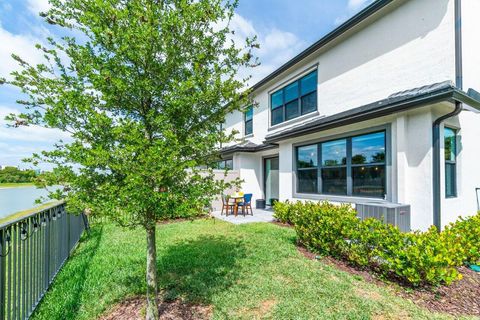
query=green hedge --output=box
[273,201,480,287]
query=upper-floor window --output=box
[271,70,318,126]
[444,127,457,198]
[296,131,386,198]
[244,106,253,136]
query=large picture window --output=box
[296,131,386,199]
[271,70,317,126]
[444,127,457,198]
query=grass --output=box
[31,219,466,320]
[0,182,35,189]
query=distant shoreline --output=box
[0,201,60,225]
[0,183,35,190]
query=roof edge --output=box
[263,84,480,144]
[264,85,458,144]
[250,0,395,92]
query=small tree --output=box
[1,0,257,318]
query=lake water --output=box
[0,186,51,219]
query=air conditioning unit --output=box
[355,202,411,232]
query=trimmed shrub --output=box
[443,214,480,264]
[272,200,304,225]
[277,201,480,287]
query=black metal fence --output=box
[0,201,87,319]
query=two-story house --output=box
[220,0,480,231]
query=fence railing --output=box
[0,201,87,319]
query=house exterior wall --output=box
[461,0,480,91]
[210,170,240,211]
[231,149,278,205]
[273,106,439,231]
[441,111,480,227]
[223,0,456,144]
[220,0,480,231]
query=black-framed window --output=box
[271,70,317,126]
[297,145,318,193]
[296,131,386,198]
[444,127,457,198]
[244,106,253,136]
[211,159,233,170]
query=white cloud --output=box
[26,0,51,16]
[0,105,71,143]
[0,24,46,77]
[335,0,374,26]
[0,105,71,168]
[348,0,370,10]
[228,14,306,86]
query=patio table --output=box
[230,194,244,217]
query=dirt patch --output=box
[100,297,212,320]
[354,287,383,302]
[298,245,480,317]
[250,299,276,318]
[236,299,276,319]
[271,220,293,228]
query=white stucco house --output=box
[219,0,480,231]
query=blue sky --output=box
[0,0,373,169]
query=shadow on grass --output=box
[33,226,104,319]
[157,235,246,304]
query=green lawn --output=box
[0,182,35,189]
[32,219,462,320]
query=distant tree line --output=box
[0,167,37,183]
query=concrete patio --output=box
[212,208,275,224]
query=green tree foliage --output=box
[2,0,257,318]
[0,166,37,183]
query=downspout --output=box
[454,0,463,90]
[432,102,462,230]
[432,0,463,231]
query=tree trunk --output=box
[146,225,159,320]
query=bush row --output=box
[273,200,480,286]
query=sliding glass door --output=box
[264,157,279,206]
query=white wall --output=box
[441,111,480,227]
[233,149,278,205]
[461,0,480,92]
[223,0,456,145]
[403,109,435,230]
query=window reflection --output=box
[298,145,318,168]
[352,132,385,164]
[322,139,347,166]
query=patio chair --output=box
[221,195,234,216]
[237,193,253,217]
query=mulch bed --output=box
[100,297,212,320]
[297,244,480,317]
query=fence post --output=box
[0,229,6,320]
[45,209,51,288]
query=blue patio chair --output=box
[237,193,253,216]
